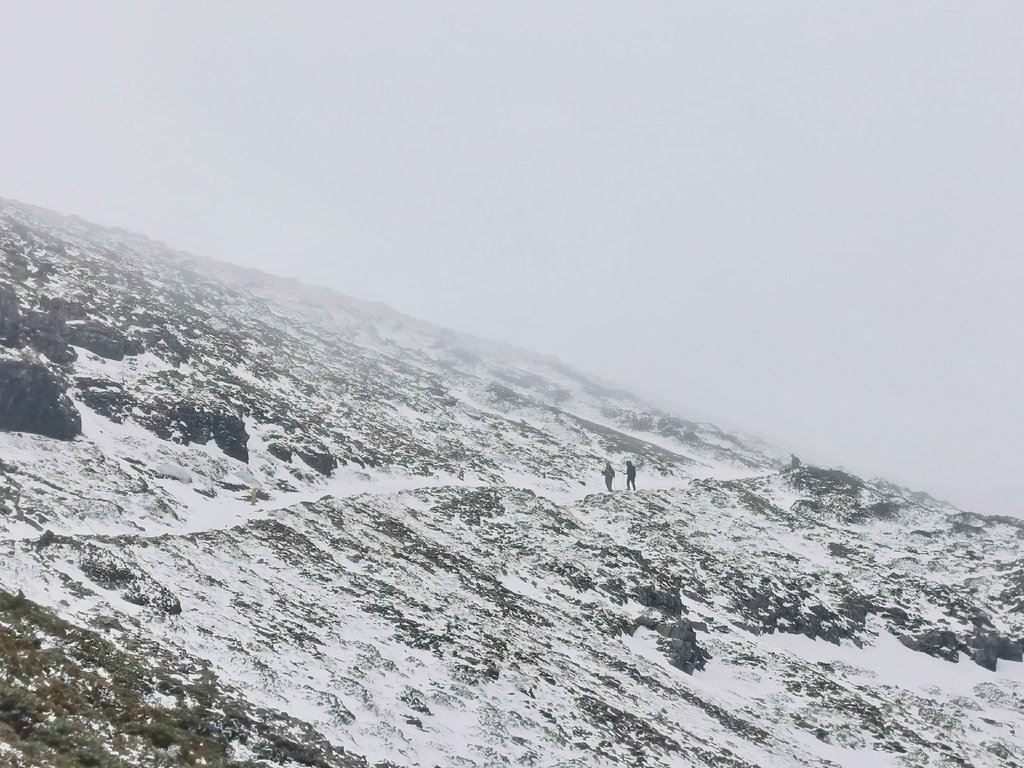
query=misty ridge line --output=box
[2,2,1022,521]
[0,193,973,514]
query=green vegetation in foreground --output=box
[0,588,365,768]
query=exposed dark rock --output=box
[5,200,1024,768]
[0,286,21,346]
[152,402,250,462]
[487,383,527,407]
[788,467,865,497]
[555,563,596,593]
[828,541,856,558]
[882,606,909,626]
[76,377,136,423]
[210,411,250,463]
[297,447,338,476]
[28,329,77,363]
[2,248,31,280]
[898,630,963,663]
[0,467,22,515]
[24,297,76,363]
[267,442,294,462]
[0,358,82,440]
[791,499,822,516]
[632,616,712,674]
[94,614,126,632]
[971,633,1023,671]
[138,326,192,364]
[838,594,876,626]
[577,694,683,755]
[633,582,684,618]
[67,321,144,360]
[733,579,866,645]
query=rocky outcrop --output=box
[898,629,963,663]
[0,357,81,440]
[297,447,338,476]
[2,244,31,281]
[631,616,711,674]
[147,402,250,462]
[0,286,21,346]
[633,582,684,618]
[75,377,136,423]
[267,442,294,462]
[971,633,1023,671]
[787,465,904,524]
[788,466,865,497]
[732,578,868,645]
[67,322,143,360]
[25,297,76,364]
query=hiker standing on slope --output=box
[625,461,637,491]
[602,461,616,491]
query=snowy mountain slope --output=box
[1,197,1022,768]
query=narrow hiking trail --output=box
[2,383,766,546]
[0,452,754,545]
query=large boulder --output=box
[631,616,711,674]
[0,357,81,440]
[971,633,1023,671]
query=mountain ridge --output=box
[1,198,1022,767]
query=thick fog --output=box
[2,3,1021,516]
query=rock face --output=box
[632,616,711,674]
[25,297,77,364]
[1,197,1023,768]
[297,446,338,475]
[67,321,144,360]
[0,285,21,346]
[158,402,250,463]
[972,633,1024,671]
[899,629,963,662]
[0,357,81,440]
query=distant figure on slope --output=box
[625,461,637,491]
[789,454,802,470]
[602,461,616,491]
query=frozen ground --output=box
[1,198,1022,767]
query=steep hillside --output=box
[1,198,1022,768]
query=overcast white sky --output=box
[2,2,1022,516]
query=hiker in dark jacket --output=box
[625,460,637,491]
[602,461,615,491]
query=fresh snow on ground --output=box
[1,197,1022,767]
